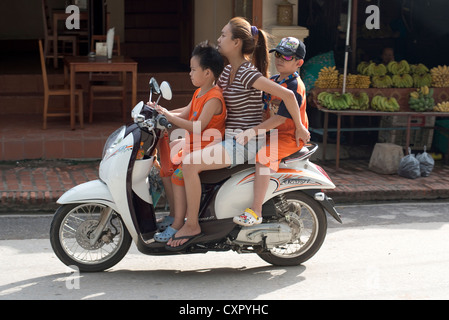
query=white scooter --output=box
[50,78,342,272]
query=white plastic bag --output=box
[398,148,421,179]
[416,146,435,177]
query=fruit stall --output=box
[307,62,449,169]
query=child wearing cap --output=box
[150,42,227,242]
[233,37,309,226]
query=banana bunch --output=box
[433,101,449,112]
[410,64,429,75]
[357,61,370,74]
[317,91,335,108]
[339,74,370,89]
[372,75,393,88]
[431,65,449,87]
[371,95,400,112]
[357,62,387,76]
[413,73,432,87]
[392,74,414,88]
[317,92,352,110]
[351,92,370,110]
[355,75,371,88]
[409,86,435,112]
[315,66,339,89]
[420,85,431,95]
[387,60,411,75]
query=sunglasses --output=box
[275,52,296,61]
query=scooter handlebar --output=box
[157,115,172,129]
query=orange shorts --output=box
[256,133,304,172]
[157,134,190,186]
[158,133,178,178]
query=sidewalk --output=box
[1,158,449,213]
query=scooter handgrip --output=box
[159,116,172,129]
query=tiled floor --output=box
[1,156,449,213]
[0,114,123,161]
[324,159,449,203]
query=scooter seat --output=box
[200,163,254,184]
[281,148,308,162]
[281,143,318,163]
[199,143,318,184]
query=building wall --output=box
[0,0,297,43]
[193,0,300,45]
[194,0,233,45]
[263,0,299,28]
[0,0,124,40]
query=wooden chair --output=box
[88,35,127,123]
[41,0,77,65]
[39,40,84,130]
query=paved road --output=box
[1,201,449,300]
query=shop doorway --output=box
[124,0,194,72]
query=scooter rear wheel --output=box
[50,203,132,272]
[258,191,327,266]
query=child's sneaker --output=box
[233,208,262,227]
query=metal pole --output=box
[342,0,352,94]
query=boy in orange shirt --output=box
[151,42,226,242]
[234,37,310,226]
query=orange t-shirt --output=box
[158,86,226,180]
[168,86,226,186]
[257,74,308,171]
[186,86,226,152]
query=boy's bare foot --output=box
[167,223,201,248]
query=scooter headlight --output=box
[102,126,126,159]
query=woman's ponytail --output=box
[252,28,269,78]
[228,17,271,78]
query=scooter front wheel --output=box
[258,192,327,266]
[50,203,132,272]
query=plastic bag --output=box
[398,148,421,179]
[416,146,435,177]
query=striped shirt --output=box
[217,62,263,132]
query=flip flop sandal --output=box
[233,208,263,227]
[165,233,204,252]
[156,215,174,232]
[154,226,178,243]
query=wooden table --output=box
[64,56,138,130]
[52,10,88,68]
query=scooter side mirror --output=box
[149,77,160,95]
[131,101,144,120]
[160,81,172,101]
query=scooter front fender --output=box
[57,179,118,212]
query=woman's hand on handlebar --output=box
[146,101,156,108]
[147,101,168,116]
[154,104,169,116]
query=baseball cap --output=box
[269,37,306,60]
